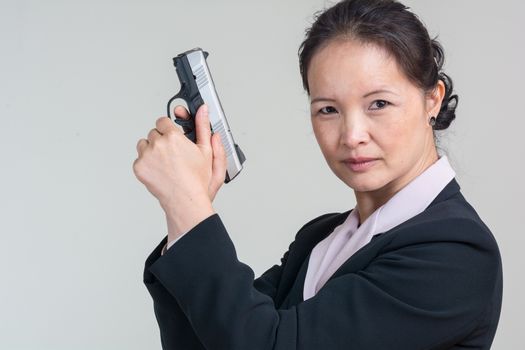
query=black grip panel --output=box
[166,53,205,143]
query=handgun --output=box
[167,48,246,183]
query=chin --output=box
[346,180,385,193]
[335,168,389,193]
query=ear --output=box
[425,80,446,117]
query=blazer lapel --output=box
[275,211,350,307]
[325,178,462,284]
[278,178,462,307]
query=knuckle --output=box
[136,138,147,151]
[132,158,143,175]
[165,129,180,140]
[155,116,168,130]
[147,129,157,139]
[148,139,158,149]
[149,138,163,151]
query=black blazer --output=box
[144,179,502,349]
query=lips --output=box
[343,157,379,172]
[345,157,379,164]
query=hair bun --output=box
[434,72,458,130]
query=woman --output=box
[133,0,502,349]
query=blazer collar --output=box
[428,177,461,207]
[297,178,461,257]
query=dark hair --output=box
[298,0,457,130]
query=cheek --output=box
[312,120,339,157]
[372,118,404,153]
[378,108,426,161]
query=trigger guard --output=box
[167,83,187,119]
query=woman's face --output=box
[307,39,443,196]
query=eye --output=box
[370,100,390,110]
[319,106,338,115]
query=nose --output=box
[340,112,370,149]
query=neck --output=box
[354,149,439,225]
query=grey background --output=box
[1,0,523,348]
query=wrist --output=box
[163,193,215,241]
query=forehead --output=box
[307,39,410,96]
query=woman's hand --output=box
[133,104,227,238]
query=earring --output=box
[429,116,436,127]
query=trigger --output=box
[174,118,197,143]
[174,118,193,129]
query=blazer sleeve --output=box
[144,222,298,349]
[145,214,501,350]
[252,245,292,301]
[251,213,333,301]
[144,237,207,350]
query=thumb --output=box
[209,132,227,199]
[195,104,212,148]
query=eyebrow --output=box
[310,97,336,105]
[310,89,399,104]
[363,89,399,98]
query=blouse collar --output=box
[345,155,456,237]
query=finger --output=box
[147,128,162,142]
[174,105,194,135]
[156,116,179,135]
[132,158,140,178]
[210,132,227,189]
[195,104,212,147]
[174,105,190,120]
[136,138,149,155]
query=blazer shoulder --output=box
[389,192,499,254]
